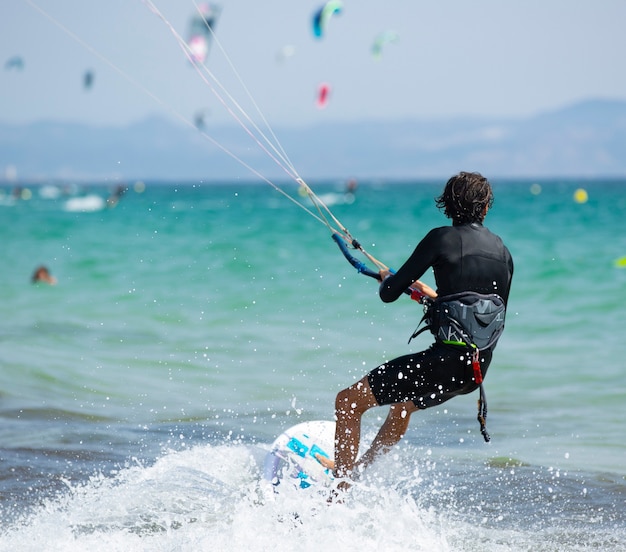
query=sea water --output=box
[0,179,625,551]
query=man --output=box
[319,172,514,490]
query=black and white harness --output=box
[410,291,506,442]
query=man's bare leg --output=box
[331,376,379,484]
[317,400,419,475]
[353,401,419,475]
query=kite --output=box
[371,31,399,60]
[276,45,296,63]
[83,69,94,90]
[316,83,331,109]
[4,56,24,70]
[188,3,221,64]
[194,108,211,129]
[312,1,343,39]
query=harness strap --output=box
[471,348,483,385]
[477,384,490,443]
[407,324,431,344]
[471,347,490,442]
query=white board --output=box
[263,420,335,489]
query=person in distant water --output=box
[318,172,514,491]
[31,265,57,285]
[106,184,127,208]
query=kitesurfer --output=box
[319,172,514,490]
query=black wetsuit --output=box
[369,222,514,409]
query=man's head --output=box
[436,171,494,224]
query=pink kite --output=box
[316,83,331,109]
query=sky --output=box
[2,0,626,130]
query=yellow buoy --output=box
[573,188,588,204]
[614,256,626,268]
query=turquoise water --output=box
[1,179,625,550]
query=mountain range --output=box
[2,98,625,183]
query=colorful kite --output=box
[312,1,343,39]
[371,31,399,60]
[316,83,331,109]
[188,3,221,64]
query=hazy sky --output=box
[2,0,626,129]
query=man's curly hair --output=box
[435,172,494,224]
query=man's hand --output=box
[410,279,437,299]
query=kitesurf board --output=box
[263,420,335,489]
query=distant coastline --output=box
[1,98,625,182]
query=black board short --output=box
[366,342,493,409]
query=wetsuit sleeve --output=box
[379,229,440,303]
[504,246,514,303]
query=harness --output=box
[410,291,506,442]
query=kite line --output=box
[22,0,404,287]
[140,0,397,282]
